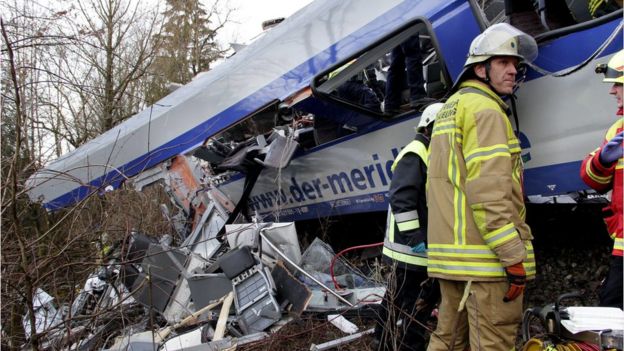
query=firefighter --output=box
[426,23,538,351]
[374,103,443,351]
[580,49,624,309]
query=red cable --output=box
[329,242,384,291]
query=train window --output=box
[312,19,450,119]
[474,0,622,38]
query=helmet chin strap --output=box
[482,60,506,96]
[475,59,519,96]
[482,59,527,97]
[484,60,492,83]
[481,59,522,135]
[473,60,492,86]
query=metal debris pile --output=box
[21,125,624,351]
[21,126,388,350]
[24,220,385,351]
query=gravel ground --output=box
[274,203,616,351]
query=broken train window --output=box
[473,0,623,38]
[192,101,302,175]
[311,19,451,119]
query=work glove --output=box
[411,242,426,253]
[599,131,624,166]
[503,262,526,302]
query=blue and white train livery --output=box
[26,0,623,223]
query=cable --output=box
[527,19,623,77]
[329,242,384,291]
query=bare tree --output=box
[58,0,164,135]
[0,1,164,349]
[0,0,237,348]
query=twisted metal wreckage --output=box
[26,129,624,351]
[24,134,388,350]
[23,0,624,348]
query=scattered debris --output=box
[21,126,619,351]
[22,289,63,340]
[23,185,385,350]
[310,328,375,351]
[327,314,358,334]
[20,126,391,350]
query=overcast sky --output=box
[216,0,313,45]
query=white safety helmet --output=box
[454,23,538,89]
[416,102,444,131]
[596,49,624,84]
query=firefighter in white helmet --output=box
[374,103,442,351]
[426,23,537,351]
[580,50,624,309]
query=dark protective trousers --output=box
[374,267,432,351]
[384,34,426,110]
[599,255,623,309]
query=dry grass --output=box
[239,315,378,351]
[1,184,177,349]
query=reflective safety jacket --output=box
[382,134,429,271]
[580,116,624,257]
[426,80,535,282]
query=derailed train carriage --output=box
[26,0,622,220]
[23,0,624,349]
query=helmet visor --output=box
[605,66,623,81]
[596,63,624,83]
[469,23,538,63]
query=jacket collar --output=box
[459,80,509,111]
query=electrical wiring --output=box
[329,242,384,291]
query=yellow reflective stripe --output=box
[392,140,429,171]
[617,159,624,170]
[327,59,356,79]
[397,219,420,232]
[432,125,458,135]
[483,223,518,247]
[509,139,521,153]
[428,252,497,259]
[434,119,455,128]
[427,242,536,276]
[394,209,419,222]
[427,259,506,277]
[382,246,428,266]
[589,0,603,14]
[524,261,537,275]
[455,133,463,144]
[524,242,537,276]
[386,209,394,242]
[449,139,466,245]
[459,83,506,107]
[428,244,497,259]
[388,139,426,235]
[428,244,534,260]
[384,240,421,255]
[614,236,624,251]
[429,243,491,249]
[585,154,612,184]
[519,202,526,221]
[427,241,537,277]
[428,260,535,277]
[465,144,511,166]
[605,119,624,140]
[428,251,496,259]
[432,119,458,136]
